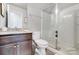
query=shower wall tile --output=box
[27,5,41,32]
[58,13,75,50]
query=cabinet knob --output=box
[14,45,17,47]
[17,45,19,47]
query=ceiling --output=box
[58,3,78,11]
[8,3,79,14]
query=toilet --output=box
[32,31,48,55]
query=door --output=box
[41,10,56,48]
[17,40,32,55]
[0,43,17,55]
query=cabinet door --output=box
[0,43,17,55]
[17,40,32,55]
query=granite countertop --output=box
[0,30,32,35]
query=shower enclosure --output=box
[41,3,79,55]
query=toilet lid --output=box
[35,39,48,45]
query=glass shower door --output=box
[41,4,57,49]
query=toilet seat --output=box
[34,39,48,48]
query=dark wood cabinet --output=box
[0,43,17,55]
[0,33,32,55]
[17,40,32,55]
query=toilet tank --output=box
[32,32,41,39]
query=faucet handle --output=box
[55,30,58,38]
[55,30,58,33]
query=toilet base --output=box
[35,48,46,55]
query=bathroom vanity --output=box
[0,30,32,55]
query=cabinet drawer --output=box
[0,33,32,45]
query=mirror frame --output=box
[0,3,6,17]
